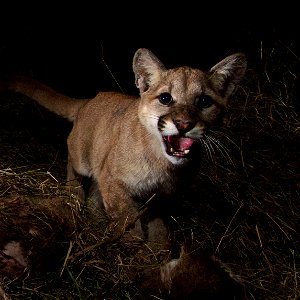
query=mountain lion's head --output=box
[133,48,247,165]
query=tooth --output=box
[184,149,190,154]
[170,147,174,153]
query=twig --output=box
[215,204,243,254]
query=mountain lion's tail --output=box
[0,76,89,122]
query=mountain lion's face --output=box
[134,49,247,165]
[138,67,226,164]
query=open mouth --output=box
[163,135,196,158]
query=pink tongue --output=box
[169,136,194,150]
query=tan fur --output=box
[138,248,246,299]
[0,48,247,245]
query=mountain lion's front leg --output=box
[99,177,144,240]
[99,178,171,255]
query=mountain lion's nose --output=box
[174,119,195,133]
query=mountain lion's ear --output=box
[133,48,166,93]
[209,53,247,99]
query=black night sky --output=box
[0,3,299,98]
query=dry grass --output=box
[0,41,299,299]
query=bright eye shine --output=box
[159,92,173,105]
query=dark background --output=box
[0,3,299,98]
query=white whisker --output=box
[211,131,240,150]
[200,138,216,163]
[204,134,235,166]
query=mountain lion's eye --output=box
[195,95,213,109]
[159,93,173,105]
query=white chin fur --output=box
[165,153,187,165]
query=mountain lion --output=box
[0,48,247,248]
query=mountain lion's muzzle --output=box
[158,108,206,158]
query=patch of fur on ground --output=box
[0,194,76,276]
